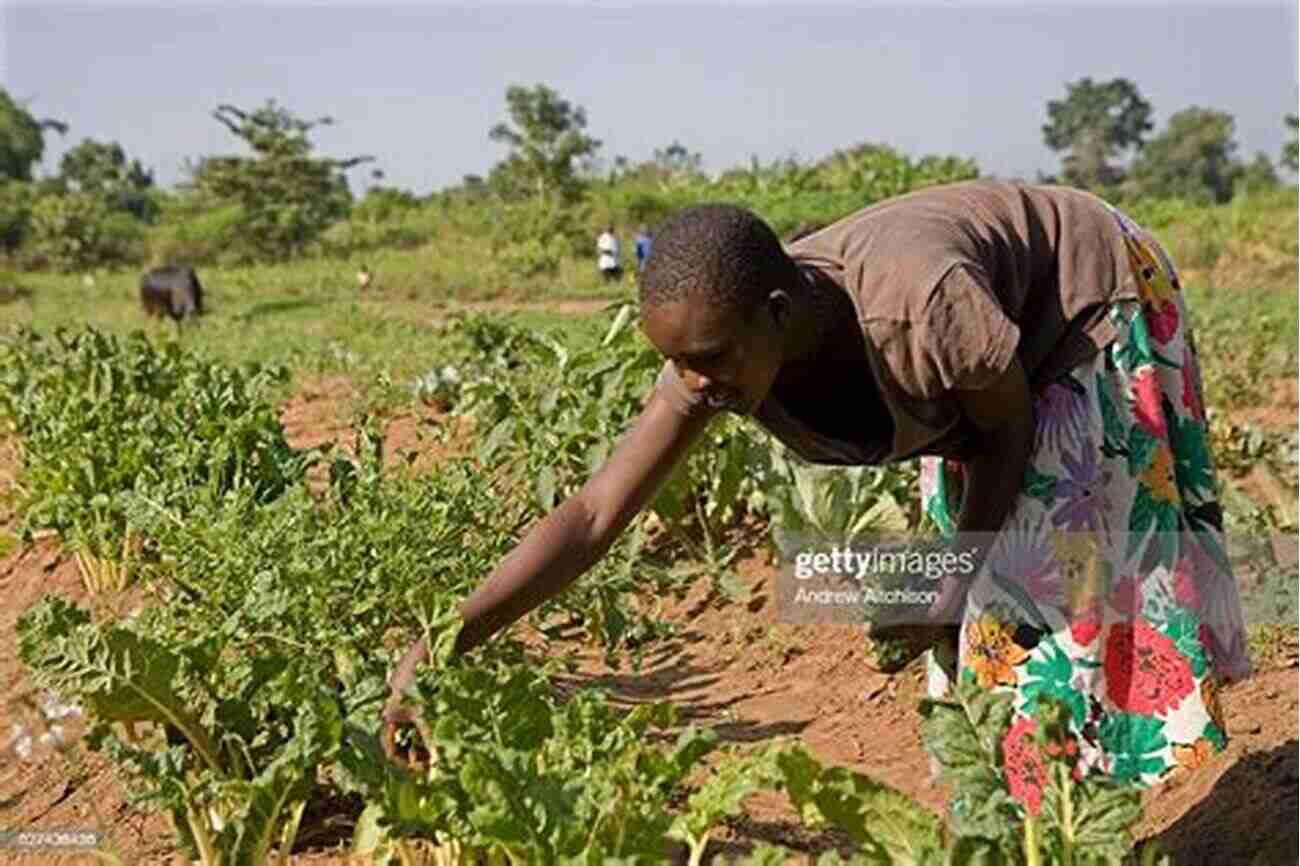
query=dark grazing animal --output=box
[140,265,204,325]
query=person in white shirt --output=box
[596,226,622,281]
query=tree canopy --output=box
[1042,77,1153,189]
[488,84,601,203]
[1126,107,1243,203]
[190,100,373,259]
[0,88,68,182]
[59,138,157,221]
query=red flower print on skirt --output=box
[1070,603,1103,646]
[1148,299,1180,344]
[1131,366,1168,440]
[1104,621,1195,715]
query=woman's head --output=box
[639,204,799,414]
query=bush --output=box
[314,214,430,259]
[146,203,247,267]
[111,186,165,224]
[498,235,567,277]
[26,193,145,271]
[491,199,590,276]
[352,186,420,223]
[0,181,37,252]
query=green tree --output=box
[1127,107,1243,203]
[59,138,157,221]
[488,84,601,204]
[60,139,152,195]
[1042,77,1153,189]
[1283,114,1298,173]
[653,141,704,178]
[1236,152,1279,197]
[191,100,372,260]
[0,89,68,182]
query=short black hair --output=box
[638,204,796,318]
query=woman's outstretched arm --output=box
[450,392,714,655]
[383,388,715,744]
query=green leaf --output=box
[813,766,944,863]
[775,743,942,863]
[17,597,222,774]
[481,416,515,462]
[537,465,557,512]
[1023,465,1059,509]
[1068,778,1143,859]
[918,680,1023,847]
[774,745,826,827]
[1202,721,1227,751]
[668,748,778,846]
[1169,413,1214,500]
[856,491,910,536]
[350,802,398,864]
[1098,713,1169,783]
[1020,637,1087,727]
[734,844,800,866]
[1161,608,1208,678]
[715,569,750,603]
[1126,425,1158,477]
[947,835,1012,866]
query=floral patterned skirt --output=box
[921,206,1251,791]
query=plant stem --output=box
[276,799,307,866]
[184,802,219,866]
[693,495,715,564]
[1058,762,1076,866]
[688,831,711,866]
[1023,814,1042,866]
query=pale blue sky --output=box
[4,1,1297,195]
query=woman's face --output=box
[641,296,785,415]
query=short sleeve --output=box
[919,264,1021,394]
[654,361,706,417]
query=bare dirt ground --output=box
[0,378,1296,866]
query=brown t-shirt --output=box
[656,180,1140,465]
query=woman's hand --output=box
[382,638,429,767]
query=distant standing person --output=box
[597,226,622,282]
[634,226,653,272]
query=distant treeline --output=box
[0,79,1295,275]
